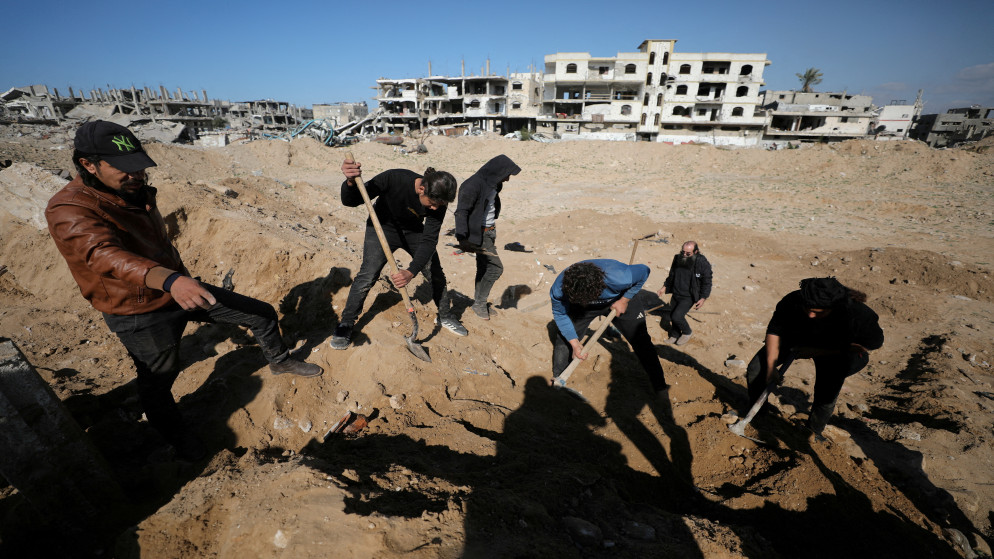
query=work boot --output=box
[270,359,323,377]
[676,333,693,345]
[471,301,490,320]
[329,323,352,350]
[438,316,468,336]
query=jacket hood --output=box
[473,154,521,189]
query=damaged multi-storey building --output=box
[540,40,770,145]
[370,39,771,146]
[1,84,307,143]
[312,102,368,129]
[761,91,876,143]
[374,61,542,136]
[910,106,994,147]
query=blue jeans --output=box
[339,224,450,325]
[103,283,288,442]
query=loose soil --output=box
[1,129,993,558]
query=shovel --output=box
[345,151,431,363]
[551,231,657,399]
[728,354,794,443]
[551,308,618,403]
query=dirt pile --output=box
[1,134,992,558]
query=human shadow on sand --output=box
[305,376,710,557]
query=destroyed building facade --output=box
[370,39,771,145]
[373,61,542,136]
[538,40,769,145]
[1,84,307,141]
[910,106,994,147]
[761,90,876,142]
[312,102,368,129]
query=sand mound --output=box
[1,134,992,558]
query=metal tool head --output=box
[403,311,431,362]
[728,420,766,444]
[551,377,589,403]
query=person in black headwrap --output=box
[744,277,884,437]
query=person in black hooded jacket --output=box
[745,277,884,437]
[453,154,521,319]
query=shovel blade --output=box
[403,311,431,362]
[406,339,431,362]
[728,421,766,444]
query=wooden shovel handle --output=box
[345,151,414,311]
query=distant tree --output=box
[796,68,824,93]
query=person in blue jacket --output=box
[550,259,668,397]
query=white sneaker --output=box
[438,316,468,336]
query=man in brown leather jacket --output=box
[45,120,322,459]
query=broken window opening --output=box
[656,94,663,106]
[622,105,632,116]
[736,86,748,97]
[676,85,688,95]
[640,113,647,125]
[625,64,637,74]
[731,107,744,116]
[646,73,653,86]
[649,52,656,65]
[566,63,578,74]
[679,64,691,74]
[653,114,660,125]
[740,65,753,75]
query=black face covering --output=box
[118,184,149,207]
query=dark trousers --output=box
[473,227,503,305]
[552,295,667,392]
[668,295,694,337]
[340,225,450,325]
[104,284,288,442]
[745,344,869,434]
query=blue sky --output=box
[3,0,991,114]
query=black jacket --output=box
[767,290,884,352]
[340,169,445,276]
[454,154,521,246]
[663,253,713,302]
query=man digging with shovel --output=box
[742,277,883,440]
[550,260,669,399]
[329,158,462,351]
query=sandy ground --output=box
[1,129,993,558]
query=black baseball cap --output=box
[74,120,157,173]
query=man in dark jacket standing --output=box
[453,154,521,320]
[46,121,322,459]
[745,277,884,437]
[657,241,712,345]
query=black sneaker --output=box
[329,323,352,350]
[438,316,468,336]
[471,302,490,320]
[270,359,323,377]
